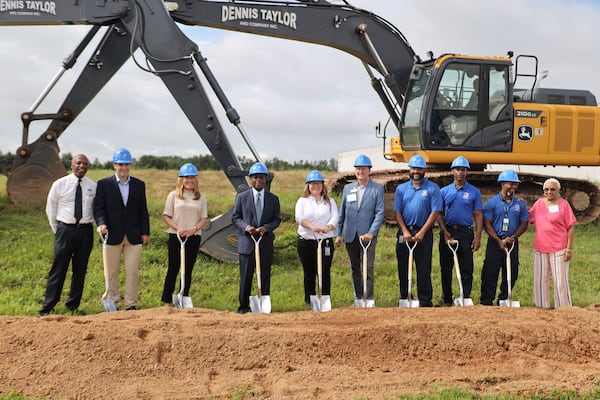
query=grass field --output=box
[1,169,599,316]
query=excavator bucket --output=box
[199,208,240,263]
[7,140,67,204]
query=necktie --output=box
[75,178,82,224]
[255,192,263,224]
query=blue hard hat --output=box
[179,163,198,177]
[451,155,470,169]
[497,169,521,183]
[408,154,426,168]
[354,154,372,167]
[112,147,133,164]
[248,162,269,176]
[305,170,325,183]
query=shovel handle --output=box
[405,241,418,301]
[251,235,263,297]
[360,238,371,302]
[178,232,186,296]
[505,242,514,301]
[316,237,324,299]
[447,239,465,299]
[99,231,108,245]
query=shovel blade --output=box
[173,293,183,309]
[250,295,271,313]
[310,295,332,312]
[454,297,474,307]
[100,296,117,312]
[499,299,520,307]
[182,296,193,309]
[399,299,420,308]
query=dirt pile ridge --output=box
[2,305,600,399]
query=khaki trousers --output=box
[105,235,142,308]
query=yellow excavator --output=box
[2,0,599,263]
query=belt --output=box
[299,236,331,241]
[407,225,422,231]
[58,221,92,229]
[448,225,472,230]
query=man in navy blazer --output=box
[94,148,150,311]
[232,162,281,313]
[335,154,385,307]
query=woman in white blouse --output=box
[295,170,338,306]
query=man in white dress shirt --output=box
[40,154,96,316]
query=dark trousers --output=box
[161,234,201,303]
[41,223,93,313]
[297,237,335,304]
[439,227,474,302]
[396,228,434,307]
[239,245,273,308]
[345,235,375,300]
[480,237,520,305]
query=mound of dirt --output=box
[2,305,600,399]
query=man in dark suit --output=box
[232,162,281,314]
[94,148,150,311]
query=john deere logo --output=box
[517,125,533,142]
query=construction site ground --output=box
[2,304,600,399]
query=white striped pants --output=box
[532,250,572,308]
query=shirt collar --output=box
[114,174,130,184]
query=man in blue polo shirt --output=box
[437,156,483,306]
[480,170,529,306]
[393,154,442,307]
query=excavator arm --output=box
[2,0,253,261]
[168,0,417,129]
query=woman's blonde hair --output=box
[176,176,201,200]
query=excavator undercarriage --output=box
[328,169,600,225]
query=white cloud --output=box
[1,0,599,165]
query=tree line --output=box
[0,150,337,175]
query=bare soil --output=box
[2,305,600,399]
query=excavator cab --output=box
[392,54,514,166]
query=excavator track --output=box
[328,169,600,225]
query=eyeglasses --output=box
[543,188,557,192]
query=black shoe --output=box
[39,310,49,317]
[125,306,137,311]
[237,306,251,314]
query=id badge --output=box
[347,193,357,202]
[324,246,331,257]
[501,217,509,232]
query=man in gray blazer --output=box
[335,154,385,307]
[232,162,281,313]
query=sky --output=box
[1,0,599,166]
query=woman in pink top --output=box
[529,178,576,308]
